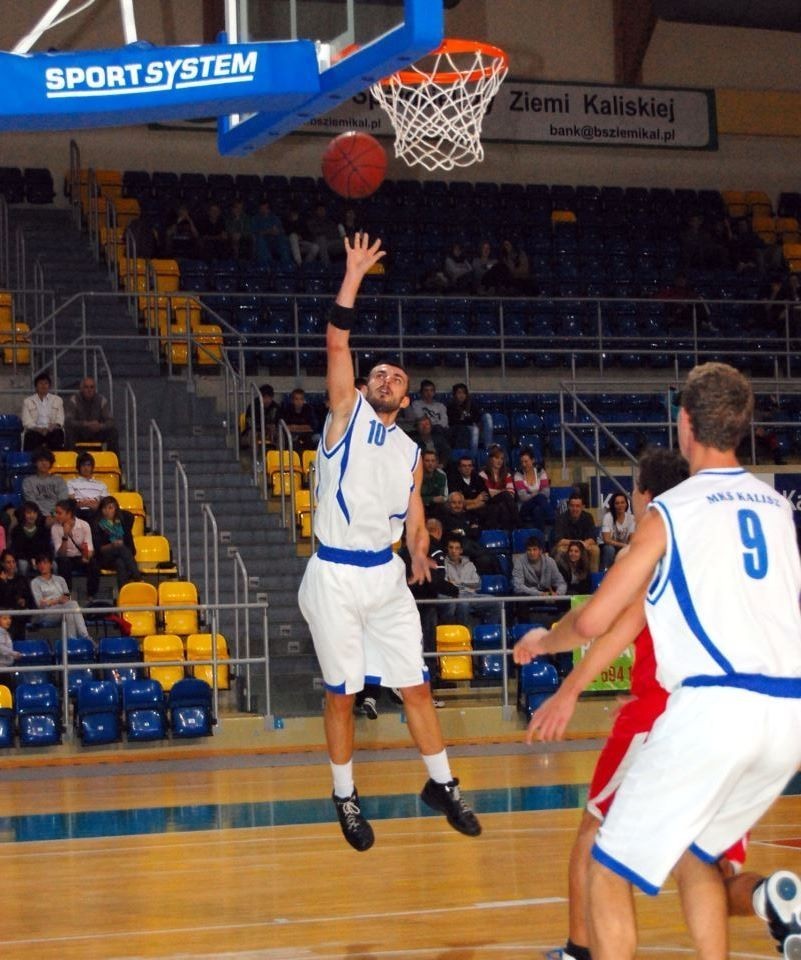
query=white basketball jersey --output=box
[646,467,801,692]
[313,390,420,551]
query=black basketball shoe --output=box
[420,778,481,836]
[332,789,375,851]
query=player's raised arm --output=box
[326,233,385,447]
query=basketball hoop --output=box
[370,39,509,172]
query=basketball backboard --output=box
[218,0,443,155]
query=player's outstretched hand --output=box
[344,231,386,279]
[408,553,435,586]
[512,626,550,665]
[525,685,578,744]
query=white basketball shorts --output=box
[298,552,428,694]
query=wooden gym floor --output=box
[2,739,800,959]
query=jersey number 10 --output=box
[367,419,387,446]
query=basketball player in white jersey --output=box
[517,363,801,959]
[298,232,481,851]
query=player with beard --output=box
[299,233,481,851]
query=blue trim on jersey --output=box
[697,468,747,476]
[389,509,409,521]
[364,674,381,685]
[324,680,347,694]
[331,394,363,524]
[422,666,431,684]
[689,842,717,864]
[321,392,361,460]
[317,543,393,567]
[650,501,736,674]
[411,446,421,472]
[591,842,660,896]
[683,673,801,698]
[645,502,671,604]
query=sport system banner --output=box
[0,42,318,130]
[304,78,718,151]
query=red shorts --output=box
[587,694,748,869]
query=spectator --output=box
[0,613,21,673]
[420,451,448,516]
[479,444,519,530]
[64,376,119,453]
[446,455,489,515]
[447,383,492,453]
[396,517,457,688]
[163,204,200,258]
[600,492,636,570]
[444,242,474,290]
[305,203,345,266]
[556,540,593,595]
[50,498,98,599]
[337,207,361,243]
[409,380,449,435]
[0,550,35,640]
[441,534,481,626]
[226,199,252,259]
[552,492,600,573]
[252,199,292,267]
[22,448,68,524]
[21,372,65,452]
[67,452,109,523]
[30,553,92,640]
[125,212,160,259]
[481,239,531,294]
[241,383,280,448]
[281,388,319,453]
[653,272,710,331]
[9,502,51,576]
[413,415,452,468]
[197,202,229,260]
[93,495,140,591]
[513,447,554,531]
[512,535,567,622]
[472,239,497,293]
[283,207,319,265]
[440,490,482,541]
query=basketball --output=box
[321,131,387,199]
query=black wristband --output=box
[328,303,354,331]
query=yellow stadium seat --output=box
[272,470,301,497]
[142,634,185,692]
[120,257,149,293]
[551,209,576,224]
[158,580,199,636]
[436,623,473,681]
[92,451,121,492]
[300,513,313,539]
[134,535,177,578]
[116,491,146,537]
[301,449,317,482]
[186,633,230,689]
[0,684,12,709]
[745,190,772,216]
[783,242,801,271]
[195,324,223,366]
[0,322,31,365]
[51,450,80,475]
[119,581,158,637]
[149,258,181,293]
[266,449,302,476]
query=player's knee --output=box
[325,690,355,714]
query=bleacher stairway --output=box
[7,206,322,717]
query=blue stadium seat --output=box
[12,638,54,687]
[16,682,61,746]
[67,636,96,699]
[512,528,546,553]
[169,678,214,738]
[98,635,143,682]
[478,529,511,554]
[76,681,122,745]
[123,679,167,742]
[472,623,504,678]
[517,659,559,718]
[0,684,13,747]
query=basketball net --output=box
[370,39,508,173]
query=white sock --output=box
[331,760,355,799]
[753,878,768,921]
[422,749,452,785]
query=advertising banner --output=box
[302,79,718,151]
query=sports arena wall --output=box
[1,0,799,195]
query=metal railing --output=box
[173,459,191,582]
[275,420,299,536]
[201,502,220,616]
[68,139,82,230]
[122,381,139,494]
[148,419,164,534]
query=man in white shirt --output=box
[51,498,99,599]
[67,452,109,521]
[21,372,65,452]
